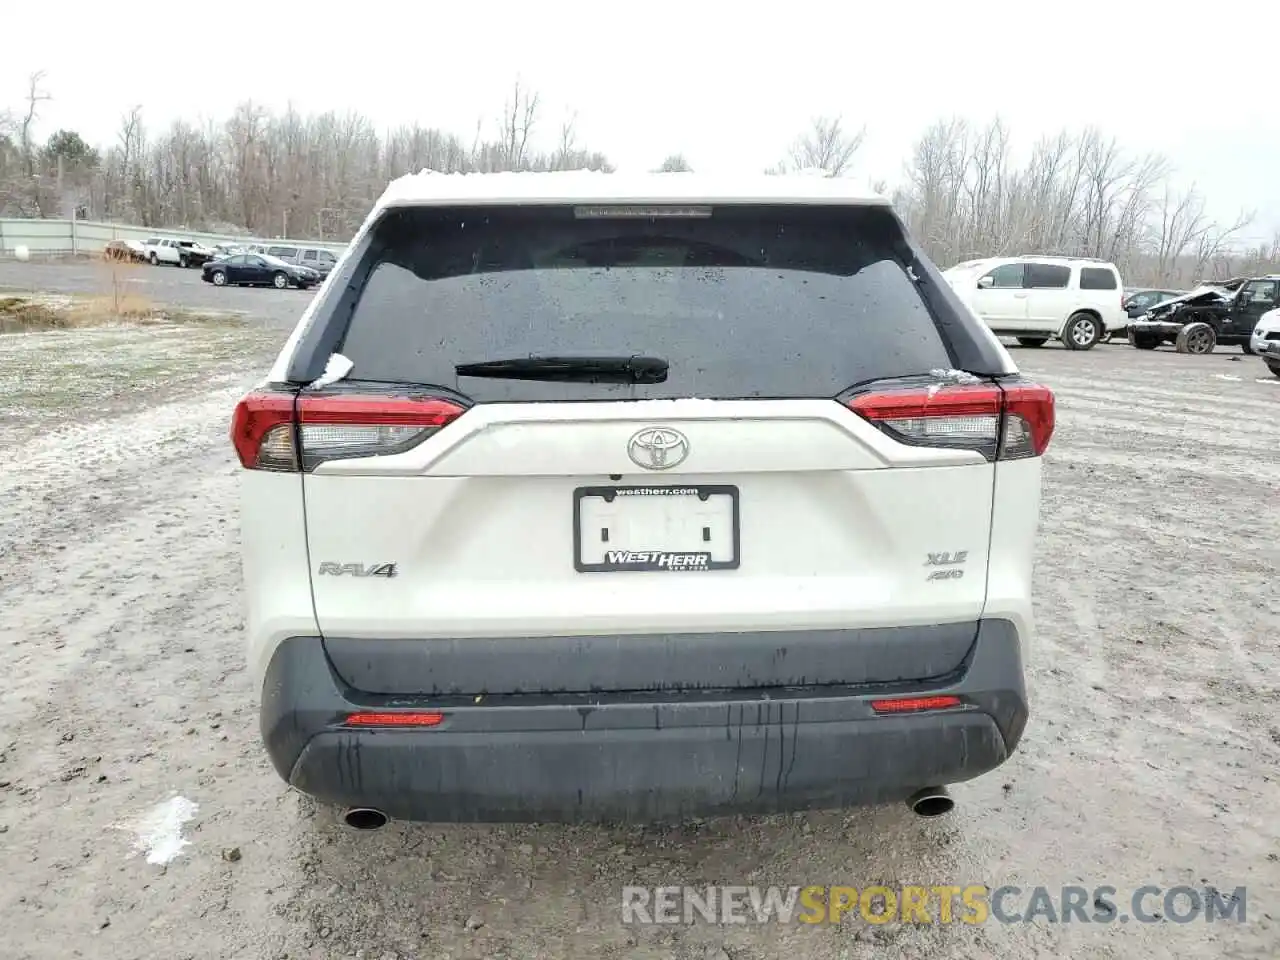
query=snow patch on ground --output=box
[130,796,199,865]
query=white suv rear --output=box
[1253,306,1280,377]
[943,255,1126,350]
[142,237,184,266]
[233,173,1054,826]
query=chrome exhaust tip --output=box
[905,786,954,818]
[342,807,390,830]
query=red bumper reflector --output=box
[870,695,962,714]
[343,711,446,727]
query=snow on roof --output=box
[376,169,891,210]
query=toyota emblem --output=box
[627,427,690,470]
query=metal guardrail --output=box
[0,218,348,258]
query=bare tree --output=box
[1106,150,1167,268]
[960,118,1009,250]
[1151,186,1212,283]
[0,71,55,215]
[780,115,865,177]
[894,119,1270,284]
[1192,209,1254,282]
[496,80,540,171]
[20,71,52,180]
[45,81,612,236]
[0,110,19,213]
[550,113,579,171]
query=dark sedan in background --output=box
[202,253,320,290]
[1122,288,1185,319]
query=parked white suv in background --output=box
[1252,306,1280,377]
[232,172,1055,828]
[142,237,184,266]
[142,237,212,267]
[943,256,1126,350]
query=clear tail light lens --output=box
[848,380,1054,461]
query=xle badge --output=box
[925,550,968,582]
[318,562,398,578]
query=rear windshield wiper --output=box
[454,355,669,384]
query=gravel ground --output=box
[0,262,1278,960]
[0,319,281,447]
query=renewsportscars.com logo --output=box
[620,884,1249,926]
[604,550,711,570]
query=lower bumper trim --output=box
[292,711,1007,822]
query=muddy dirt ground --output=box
[1,261,1278,960]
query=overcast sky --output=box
[4,0,1278,239]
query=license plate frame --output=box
[573,484,741,573]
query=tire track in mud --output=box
[0,381,249,563]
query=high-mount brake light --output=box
[573,205,712,219]
[849,382,1054,460]
[230,392,466,472]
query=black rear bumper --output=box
[260,620,1028,823]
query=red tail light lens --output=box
[230,391,466,472]
[849,381,1054,460]
[998,384,1056,459]
[230,391,294,470]
[343,711,446,728]
[870,695,962,714]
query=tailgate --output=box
[304,398,996,694]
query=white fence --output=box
[0,218,348,258]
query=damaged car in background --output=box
[1127,276,1279,354]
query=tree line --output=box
[3,72,1276,286]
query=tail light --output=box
[342,711,446,728]
[870,695,962,714]
[848,381,1054,460]
[231,391,466,471]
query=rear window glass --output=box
[1026,264,1070,288]
[1080,267,1118,290]
[335,205,957,402]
